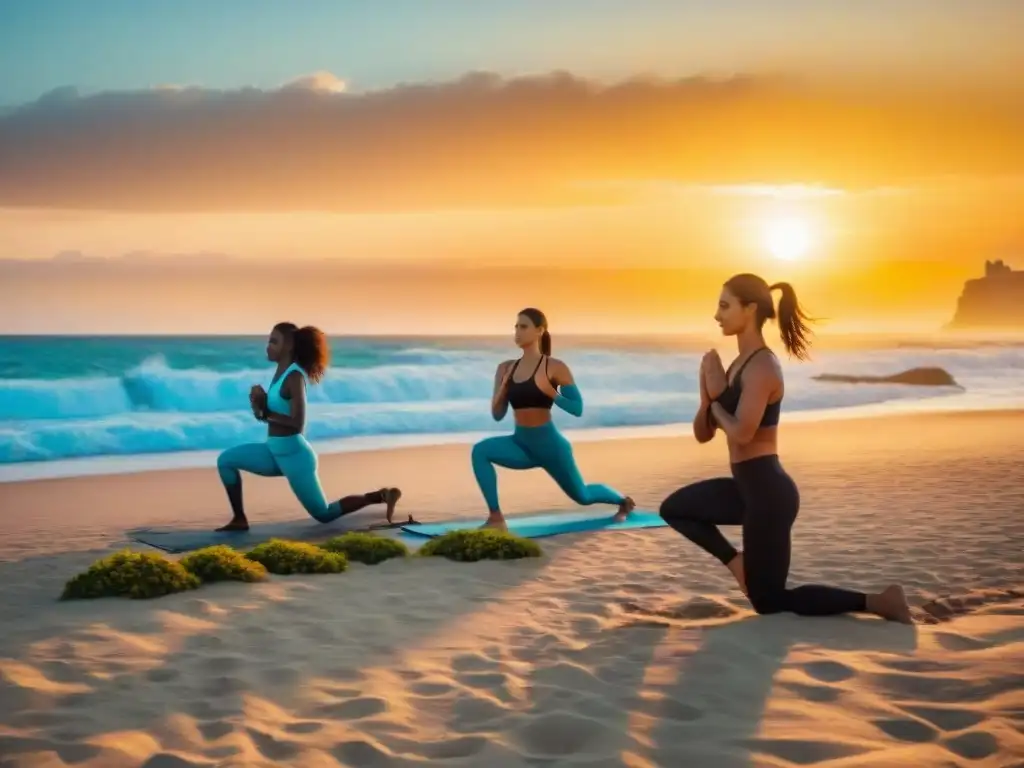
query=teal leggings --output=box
[217,434,342,523]
[471,421,625,512]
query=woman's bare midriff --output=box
[727,425,778,464]
[514,408,552,428]
[268,424,300,437]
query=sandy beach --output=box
[0,409,1022,767]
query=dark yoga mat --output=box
[127,510,409,553]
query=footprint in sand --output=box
[800,660,856,684]
[450,651,498,674]
[569,614,605,636]
[145,667,180,683]
[331,739,392,767]
[943,730,1000,760]
[450,694,510,730]
[513,711,610,758]
[870,716,938,744]
[408,679,456,698]
[620,596,740,623]
[531,660,605,697]
[201,674,245,696]
[139,753,208,768]
[260,666,301,687]
[181,698,233,721]
[878,658,967,674]
[742,737,868,765]
[658,697,704,723]
[917,588,1024,624]
[0,736,101,766]
[197,720,234,741]
[316,695,389,720]
[283,720,324,734]
[418,735,489,761]
[243,727,302,761]
[932,631,993,652]
[190,634,226,652]
[902,705,985,732]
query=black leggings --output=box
[660,455,867,617]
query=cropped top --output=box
[713,347,782,428]
[506,356,554,410]
[266,362,307,416]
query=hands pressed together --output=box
[250,384,268,421]
[700,349,728,403]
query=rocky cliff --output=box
[948,259,1024,328]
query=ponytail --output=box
[769,282,813,361]
[540,330,552,357]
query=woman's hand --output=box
[535,370,559,400]
[492,364,515,407]
[250,384,267,420]
[699,363,712,405]
[497,364,515,394]
[701,350,727,401]
[491,362,515,421]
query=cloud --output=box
[0,70,1021,212]
[282,71,348,93]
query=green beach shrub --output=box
[320,532,409,565]
[61,550,200,600]
[418,529,542,562]
[245,539,348,575]
[179,545,268,584]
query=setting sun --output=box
[764,216,812,261]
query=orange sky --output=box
[1,72,1022,334]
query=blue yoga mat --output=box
[401,509,666,540]
[128,510,395,554]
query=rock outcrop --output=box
[813,367,959,387]
[948,259,1024,329]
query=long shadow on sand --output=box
[583,601,924,767]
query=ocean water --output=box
[1,334,1022,481]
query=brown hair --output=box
[723,274,814,360]
[273,322,330,383]
[518,308,551,356]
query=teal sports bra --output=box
[266,363,306,416]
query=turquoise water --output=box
[1,334,1021,474]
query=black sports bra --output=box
[506,356,554,410]
[714,347,782,428]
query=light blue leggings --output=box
[217,434,342,523]
[471,421,625,512]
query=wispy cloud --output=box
[0,70,1021,212]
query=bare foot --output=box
[612,496,636,523]
[866,584,914,624]
[480,513,508,532]
[381,487,402,523]
[726,552,748,596]
[215,518,249,532]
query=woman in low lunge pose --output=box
[471,308,635,531]
[215,322,401,532]
[659,275,912,622]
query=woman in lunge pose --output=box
[659,274,912,623]
[215,322,401,531]
[471,308,635,531]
